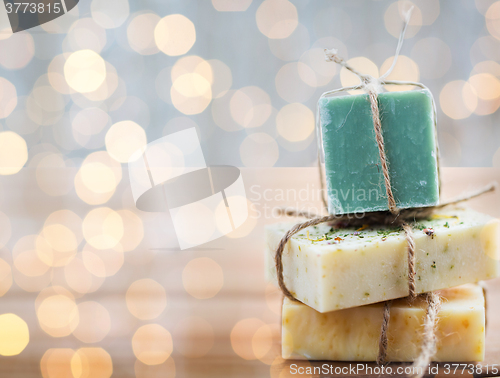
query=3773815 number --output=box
[443,363,499,375]
[5,2,61,13]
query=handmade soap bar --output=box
[265,207,499,313]
[282,284,485,362]
[318,89,439,215]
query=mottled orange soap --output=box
[282,284,485,362]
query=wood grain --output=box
[0,167,499,377]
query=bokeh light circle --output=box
[37,294,79,337]
[72,347,113,378]
[252,324,274,361]
[299,37,347,87]
[230,318,266,360]
[0,211,11,251]
[440,80,478,120]
[230,86,272,128]
[0,314,29,356]
[42,224,78,259]
[171,75,212,115]
[0,131,27,175]
[0,258,12,297]
[82,207,124,250]
[469,73,500,100]
[40,348,75,378]
[116,209,144,251]
[75,151,122,205]
[127,13,161,55]
[340,57,379,94]
[91,0,130,29]
[132,324,173,365]
[45,209,83,248]
[486,2,500,40]
[155,14,196,56]
[0,77,18,118]
[208,59,233,97]
[63,17,107,54]
[105,121,147,163]
[256,0,298,39]
[182,257,224,299]
[82,243,124,278]
[380,55,420,91]
[212,0,252,11]
[64,50,107,93]
[126,279,167,320]
[384,1,423,39]
[12,234,51,277]
[276,103,314,142]
[72,107,111,148]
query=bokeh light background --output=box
[0,0,500,377]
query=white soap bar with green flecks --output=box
[265,207,499,313]
[282,284,485,362]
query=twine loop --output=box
[274,6,496,377]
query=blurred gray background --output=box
[0,0,499,172]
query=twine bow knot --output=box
[325,48,383,94]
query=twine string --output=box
[410,292,442,378]
[275,214,338,303]
[276,182,496,222]
[377,293,441,371]
[379,6,414,81]
[274,182,495,305]
[318,7,441,209]
[317,154,328,210]
[367,88,398,214]
[403,222,417,300]
[275,5,495,372]
[322,7,427,367]
[377,300,392,365]
[377,222,416,366]
[275,186,495,366]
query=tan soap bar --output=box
[266,207,499,313]
[282,284,485,362]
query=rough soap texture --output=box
[282,284,485,362]
[319,89,439,215]
[265,207,499,312]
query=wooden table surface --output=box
[0,167,499,377]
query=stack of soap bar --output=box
[282,284,485,362]
[265,207,499,313]
[318,89,439,215]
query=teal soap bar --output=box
[318,89,439,215]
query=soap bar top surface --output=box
[282,284,485,362]
[265,207,499,313]
[318,89,439,215]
